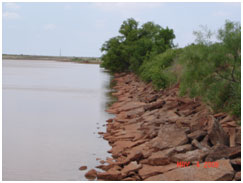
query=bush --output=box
[139,49,179,89]
[178,21,241,118]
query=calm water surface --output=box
[3,59,114,181]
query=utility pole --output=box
[59,48,62,57]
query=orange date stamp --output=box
[177,161,219,168]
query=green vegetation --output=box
[100,19,241,119]
[100,18,175,73]
[71,57,101,63]
[139,48,181,89]
[177,21,241,118]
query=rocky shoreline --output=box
[85,73,241,181]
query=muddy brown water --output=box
[3,59,114,181]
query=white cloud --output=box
[4,2,20,10]
[3,11,20,20]
[43,24,57,31]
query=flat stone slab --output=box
[138,164,177,179]
[145,159,234,181]
[150,124,188,150]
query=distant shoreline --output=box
[2,54,102,64]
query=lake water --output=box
[2,59,114,181]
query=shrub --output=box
[178,21,241,118]
[139,49,179,89]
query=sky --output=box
[2,2,241,57]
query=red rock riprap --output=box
[88,73,241,181]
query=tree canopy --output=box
[100,18,175,73]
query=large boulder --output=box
[145,159,234,181]
[150,124,188,150]
[207,116,229,146]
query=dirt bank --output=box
[86,73,241,181]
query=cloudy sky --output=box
[2,2,241,57]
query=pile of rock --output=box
[85,73,241,181]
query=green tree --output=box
[119,18,139,41]
[100,18,175,73]
[100,36,129,73]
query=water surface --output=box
[3,59,113,181]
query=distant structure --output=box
[59,48,62,57]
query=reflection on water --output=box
[3,85,99,94]
[104,74,117,108]
[3,59,114,181]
